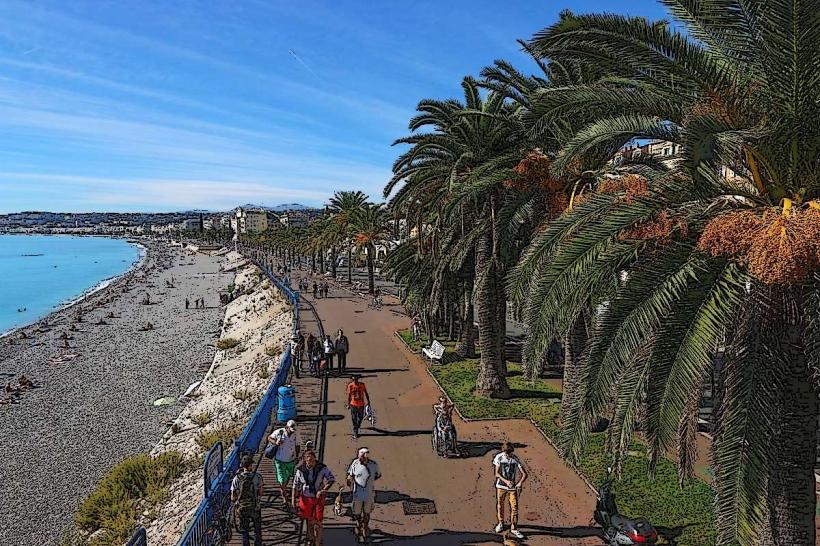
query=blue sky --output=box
[0,0,669,213]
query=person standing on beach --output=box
[231,454,264,546]
[185,298,190,309]
[292,450,335,546]
[335,329,349,374]
[347,447,381,543]
[345,375,370,439]
[269,420,301,506]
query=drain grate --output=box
[402,500,437,515]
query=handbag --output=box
[264,442,278,460]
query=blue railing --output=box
[170,258,299,546]
[126,248,301,546]
[126,527,147,546]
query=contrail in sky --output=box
[288,48,319,79]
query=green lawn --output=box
[431,357,716,546]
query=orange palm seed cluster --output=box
[597,174,649,203]
[698,208,820,284]
[503,151,563,192]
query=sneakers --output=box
[494,523,504,533]
[510,529,526,539]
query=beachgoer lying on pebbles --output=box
[4,381,20,395]
[18,375,35,390]
[139,322,154,331]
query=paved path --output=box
[297,275,599,545]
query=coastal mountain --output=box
[236,203,313,212]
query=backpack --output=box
[235,471,259,513]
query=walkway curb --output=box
[394,329,598,494]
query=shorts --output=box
[352,498,375,516]
[274,459,296,485]
[298,495,325,521]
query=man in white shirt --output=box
[493,442,527,540]
[270,419,301,505]
[347,447,381,544]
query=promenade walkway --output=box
[293,273,598,545]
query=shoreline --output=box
[0,235,148,339]
[0,241,233,546]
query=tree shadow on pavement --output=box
[458,441,527,459]
[517,524,602,539]
[323,526,509,545]
[359,427,430,438]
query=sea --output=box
[0,234,143,335]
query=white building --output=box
[180,219,200,231]
[234,208,268,234]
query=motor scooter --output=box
[594,468,658,545]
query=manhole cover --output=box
[402,501,437,515]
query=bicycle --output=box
[367,296,383,309]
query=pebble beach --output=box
[0,240,233,546]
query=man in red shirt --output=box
[345,375,370,439]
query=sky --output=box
[0,0,670,213]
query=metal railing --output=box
[126,527,147,546]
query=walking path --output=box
[293,273,599,545]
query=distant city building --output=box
[233,207,268,234]
[180,218,200,231]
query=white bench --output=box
[422,340,446,364]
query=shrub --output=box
[75,452,189,544]
[216,337,240,350]
[191,411,212,427]
[257,364,272,380]
[232,388,253,401]
[265,345,278,357]
[195,422,243,451]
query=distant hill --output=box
[236,203,313,212]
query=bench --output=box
[422,340,446,364]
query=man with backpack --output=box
[292,449,335,546]
[231,454,264,546]
[347,447,381,544]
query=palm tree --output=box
[386,78,529,398]
[511,7,820,545]
[328,191,369,283]
[349,203,391,294]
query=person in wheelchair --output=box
[432,396,459,457]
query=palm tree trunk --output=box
[366,243,375,293]
[762,291,817,546]
[474,229,510,398]
[559,314,589,426]
[347,245,353,284]
[331,246,337,278]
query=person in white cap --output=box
[346,447,381,543]
[270,419,301,506]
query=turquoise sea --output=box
[0,235,142,334]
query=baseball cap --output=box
[358,447,370,456]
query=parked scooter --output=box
[594,468,658,545]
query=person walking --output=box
[322,335,335,374]
[335,329,349,374]
[269,419,301,506]
[347,447,381,543]
[231,454,264,546]
[323,282,330,298]
[345,374,370,439]
[493,442,527,539]
[306,333,318,376]
[312,281,319,299]
[292,450,335,546]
